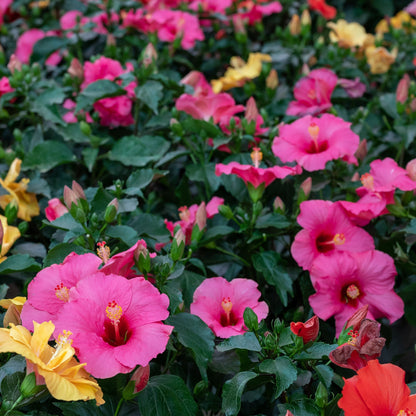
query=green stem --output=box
[114,397,124,416]
[212,245,251,267]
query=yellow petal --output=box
[4,159,22,185]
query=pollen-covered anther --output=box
[397,409,415,416]
[54,283,70,302]
[250,147,263,168]
[333,233,346,245]
[221,297,233,314]
[347,329,359,346]
[361,173,374,191]
[106,300,123,324]
[346,284,360,300]
[97,241,110,264]
[178,206,190,222]
[308,122,319,140]
[57,330,73,347]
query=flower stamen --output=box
[106,300,123,340]
[346,284,360,300]
[250,147,263,168]
[333,233,346,245]
[54,283,70,302]
[221,297,233,326]
[361,173,374,191]
[97,241,110,264]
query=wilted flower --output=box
[337,77,366,98]
[0,158,40,221]
[338,360,416,415]
[0,321,104,404]
[190,276,269,338]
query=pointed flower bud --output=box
[301,9,311,26]
[104,198,118,223]
[131,365,150,394]
[273,196,285,213]
[195,202,207,231]
[143,43,158,67]
[355,139,367,161]
[289,14,301,35]
[7,54,22,74]
[396,73,410,104]
[290,315,319,344]
[300,177,312,199]
[245,97,260,122]
[266,69,278,89]
[406,158,416,181]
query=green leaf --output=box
[278,399,321,416]
[44,213,84,233]
[106,225,139,246]
[314,365,333,389]
[259,357,297,398]
[252,251,293,306]
[221,371,257,416]
[0,255,40,274]
[182,117,221,138]
[109,135,170,167]
[0,356,25,387]
[130,213,170,241]
[137,375,198,416]
[75,80,126,113]
[37,87,66,106]
[43,243,90,267]
[294,342,338,360]
[201,225,235,243]
[255,213,290,229]
[166,313,215,380]
[135,81,163,114]
[23,141,75,173]
[90,187,113,217]
[186,163,221,193]
[30,36,68,64]
[82,148,99,173]
[379,93,398,118]
[216,332,261,352]
[125,169,157,196]
[1,372,24,402]
[53,401,102,416]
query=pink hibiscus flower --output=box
[190,276,269,338]
[309,250,404,335]
[20,253,102,331]
[81,56,137,127]
[165,197,224,245]
[216,147,302,191]
[15,29,62,66]
[291,200,374,271]
[151,10,204,50]
[180,71,214,97]
[54,273,173,378]
[272,114,359,171]
[45,198,69,221]
[100,239,156,278]
[286,68,337,116]
[235,1,282,25]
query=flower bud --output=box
[315,382,328,408]
[174,228,186,247]
[233,15,246,34]
[68,58,84,81]
[355,139,367,161]
[63,185,78,210]
[290,316,319,344]
[273,196,285,213]
[345,304,368,332]
[243,307,259,332]
[300,177,312,199]
[288,14,301,35]
[245,97,259,123]
[301,9,311,26]
[104,198,119,223]
[21,372,41,398]
[131,365,150,394]
[218,204,234,220]
[142,43,157,67]
[195,202,207,231]
[45,198,68,222]
[5,200,18,224]
[266,69,279,89]
[7,54,22,74]
[71,181,86,201]
[406,159,416,181]
[396,73,410,104]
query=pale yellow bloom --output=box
[0,296,26,326]
[376,11,416,35]
[0,214,20,263]
[0,158,40,221]
[211,53,272,93]
[327,19,368,49]
[0,321,104,405]
[365,46,397,74]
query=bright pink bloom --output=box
[54,273,173,378]
[235,1,282,25]
[122,9,159,33]
[180,71,213,97]
[273,114,359,171]
[15,29,61,66]
[215,161,301,189]
[357,158,416,194]
[62,99,93,124]
[100,239,156,279]
[81,57,137,127]
[190,276,269,338]
[309,250,404,335]
[165,197,224,245]
[20,253,102,331]
[0,0,12,26]
[176,91,245,125]
[45,198,69,221]
[291,200,374,271]
[189,0,232,14]
[0,76,14,98]
[151,10,204,50]
[286,68,337,116]
[406,0,416,16]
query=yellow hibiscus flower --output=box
[376,11,416,35]
[327,19,368,49]
[0,321,104,405]
[365,46,397,74]
[0,158,40,222]
[0,214,20,263]
[211,53,272,93]
[0,296,26,326]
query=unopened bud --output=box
[233,15,246,34]
[245,97,259,122]
[266,69,278,89]
[218,204,234,220]
[106,34,116,47]
[300,177,312,199]
[142,43,158,67]
[289,14,301,36]
[396,74,410,104]
[243,307,259,332]
[5,200,18,224]
[71,181,86,201]
[406,159,416,181]
[7,54,22,74]
[301,9,311,26]
[63,185,78,210]
[131,365,150,394]
[174,228,186,247]
[355,139,367,161]
[351,172,360,182]
[21,372,43,398]
[315,382,328,408]
[301,63,310,76]
[273,196,285,213]
[104,198,118,223]
[68,58,84,81]
[195,202,207,231]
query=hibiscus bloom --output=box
[20,253,102,331]
[0,321,104,404]
[54,273,173,378]
[0,158,40,221]
[338,360,416,415]
[286,68,337,116]
[45,198,69,221]
[190,276,269,338]
[309,250,404,335]
[290,315,319,344]
[272,114,359,171]
[0,214,20,264]
[327,20,368,49]
[291,200,374,271]
[308,0,336,19]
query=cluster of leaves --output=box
[0,0,416,415]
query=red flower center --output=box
[103,300,131,346]
[220,297,238,327]
[341,284,362,307]
[316,232,345,253]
